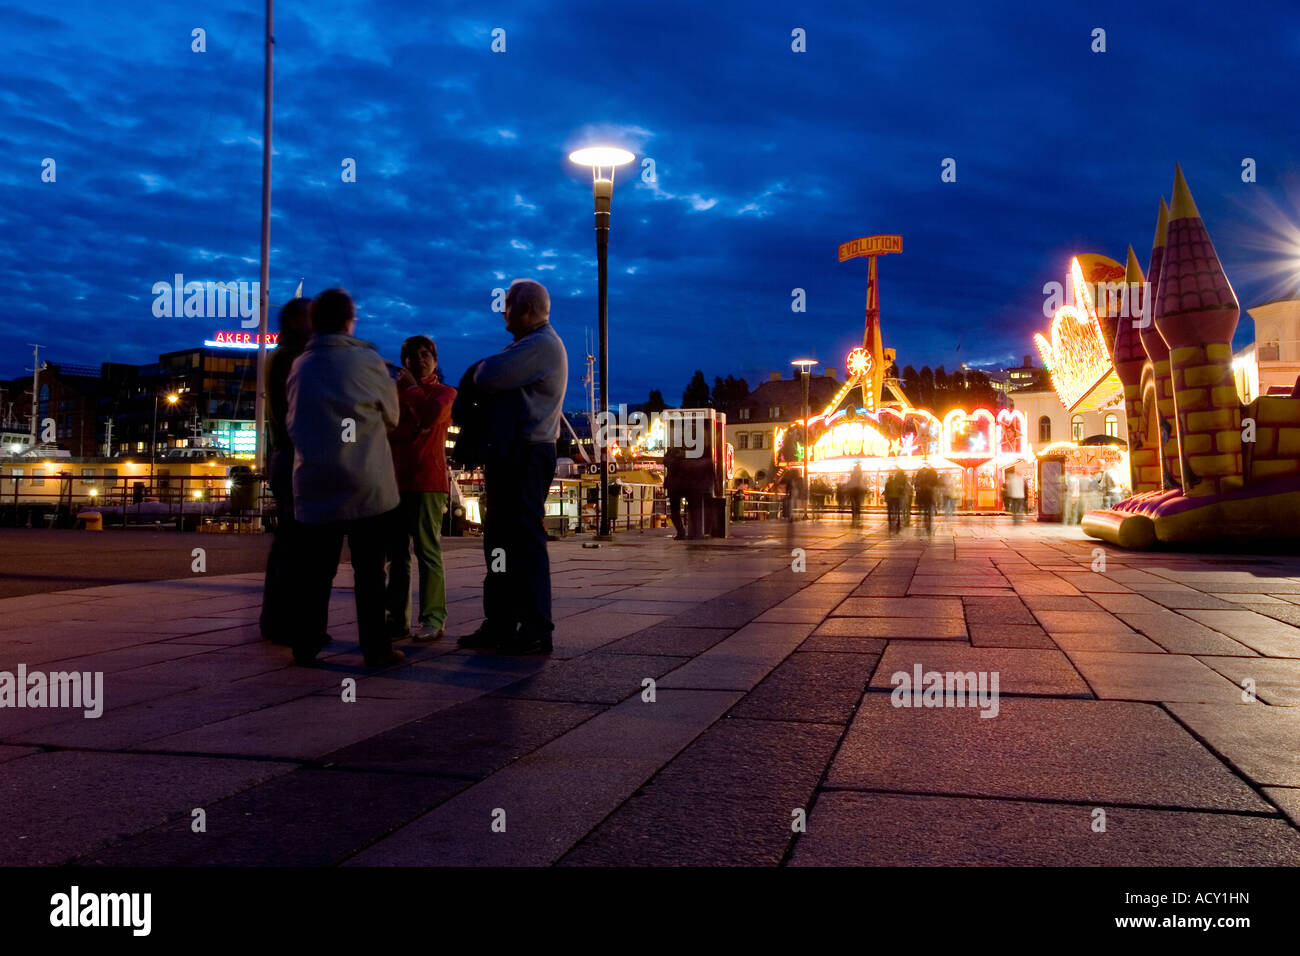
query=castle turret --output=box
[1153,166,1242,497]
[1113,245,1160,492]
[1140,196,1182,490]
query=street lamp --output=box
[151,391,179,478]
[568,145,635,540]
[792,359,818,520]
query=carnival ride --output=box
[770,234,1031,508]
[1078,166,1300,548]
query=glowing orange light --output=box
[1034,257,1122,412]
[846,347,873,378]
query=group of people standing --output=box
[258,279,566,667]
[883,463,944,534]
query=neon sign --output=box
[1033,257,1121,412]
[205,331,279,349]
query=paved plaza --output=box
[2,516,1299,866]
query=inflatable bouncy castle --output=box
[1081,167,1300,549]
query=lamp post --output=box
[151,392,179,478]
[792,359,818,520]
[568,145,635,540]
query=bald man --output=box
[458,279,568,654]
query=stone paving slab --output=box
[492,653,687,705]
[812,616,966,639]
[0,750,295,866]
[868,643,1091,698]
[1048,631,1166,654]
[967,623,1056,648]
[1195,656,1300,706]
[1116,612,1258,656]
[1167,702,1300,787]
[790,793,1300,866]
[323,696,603,778]
[832,597,964,618]
[1063,651,1245,703]
[1178,610,1300,657]
[147,695,447,760]
[343,689,741,866]
[657,622,813,691]
[729,651,880,724]
[828,696,1270,811]
[79,768,467,867]
[594,624,735,657]
[1263,788,1300,827]
[560,717,841,866]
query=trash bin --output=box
[730,491,745,521]
[228,466,258,512]
[78,510,102,531]
[606,481,622,526]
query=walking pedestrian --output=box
[1005,468,1026,525]
[259,296,311,646]
[286,288,404,668]
[848,462,866,527]
[914,461,939,535]
[456,279,567,655]
[884,467,906,534]
[940,471,956,519]
[384,335,457,643]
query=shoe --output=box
[497,631,553,656]
[457,624,511,649]
[412,624,444,643]
[363,648,407,668]
[292,633,331,667]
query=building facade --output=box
[1007,387,1128,449]
[724,368,840,485]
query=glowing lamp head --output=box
[192,490,202,499]
[166,393,179,404]
[88,488,98,497]
[568,146,635,187]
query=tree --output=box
[901,365,920,402]
[711,374,750,412]
[644,389,668,413]
[934,365,949,390]
[682,370,710,408]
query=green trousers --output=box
[385,491,448,629]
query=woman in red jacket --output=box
[385,335,457,641]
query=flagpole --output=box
[253,0,274,474]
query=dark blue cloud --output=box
[3,0,1298,406]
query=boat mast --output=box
[253,0,274,473]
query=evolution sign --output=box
[837,234,903,262]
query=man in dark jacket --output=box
[259,297,311,645]
[457,280,567,655]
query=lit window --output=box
[1038,416,1051,442]
[737,433,749,450]
[769,406,781,419]
[1104,413,1119,438]
[1071,415,1084,441]
[753,433,765,450]
[738,408,750,420]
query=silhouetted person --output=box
[286,288,404,668]
[847,462,866,527]
[885,468,907,533]
[260,296,311,646]
[914,462,939,535]
[457,279,567,655]
[1005,468,1026,524]
[385,335,457,642]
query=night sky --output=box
[5,0,1300,409]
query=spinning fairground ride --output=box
[772,234,1030,510]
